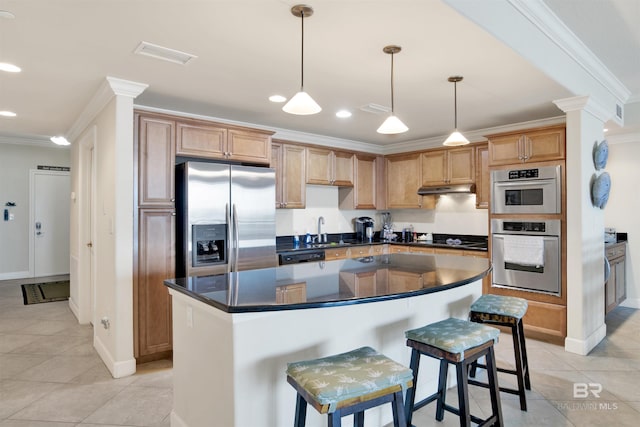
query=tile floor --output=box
[0,276,172,427]
[1,276,639,426]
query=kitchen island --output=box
[165,253,490,427]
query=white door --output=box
[32,170,71,277]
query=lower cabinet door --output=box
[136,208,175,358]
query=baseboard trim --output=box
[94,334,136,379]
[564,322,607,355]
[0,271,30,281]
[171,410,188,427]
[621,298,640,309]
[68,297,82,323]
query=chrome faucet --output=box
[318,216,326,243]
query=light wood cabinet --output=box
[349,245,372,258]
[137,114,176,207]
[176,118,272,165]
[386,153,434,209]
[135,208,175,360]
[339,154,382,210]
[420,147,475,186]
[271,142,306,209]
[605,242,626,314]
[306,148,354,186]
[324,247,350,260]
[475,144,489,209]
[487,125,565,166]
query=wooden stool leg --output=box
[404,348,421,426]
[294,393,307,427]
[485,346,504,427]
[391,390,407,427]
[518,319,531,390]
[456,362,471,427]
[353,411,364,427]
[511,322,528,411]
[435,358,449,422]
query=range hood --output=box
[417,183,476,195]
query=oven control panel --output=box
[502,221,546,233]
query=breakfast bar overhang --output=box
[165,253,491,427]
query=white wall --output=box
[0,143,70,279]
[276,185,488,238]
[604,139,640,308]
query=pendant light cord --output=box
[390,52,395,114]
[453,80,458,129]
[300,10,305,91]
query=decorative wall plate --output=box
[593,139,608,170]
[591,172,611,209]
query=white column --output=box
[553,96,609,355]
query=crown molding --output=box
[382,116,566,155]
[134,104,384,155]
[607,131,640,145]
[553,95,611,123]
[0,134,61,148]
[509,0,631,104]
[67,77,148,143]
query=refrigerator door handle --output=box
[226,203,232,273]
[232,203,240,272]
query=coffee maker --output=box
[355,216,375,242]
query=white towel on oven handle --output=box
[503,235,544,267]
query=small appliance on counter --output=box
[604,227,617,244]
[355,216,375,242]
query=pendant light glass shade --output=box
[283,91,321,115]
[283,5,321,115]
[443,76,469,146]
[377,115,408,134]
[377,45,408,134]
[443,130,470,146]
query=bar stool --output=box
[404,317,503,427]
[469,294,531,411]
[286,346,414,427]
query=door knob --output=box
[86,242,93,248]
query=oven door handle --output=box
[493,178,556,188]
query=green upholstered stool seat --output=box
[404,318,503,427]
[287,346,413,426]
[469,294,531,411]
[470,294,528,319]
[405,317,500,360]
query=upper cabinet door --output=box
[487,125,565,166]
[227,129,271,165]
[306,148,333,185]
[138,115,176,207]
[386,153,422,208]
[447,147,475,184]
[175,121,226,158]
[332,151,355,187]
[420,150,447,186]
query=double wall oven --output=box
[490,165,562,296]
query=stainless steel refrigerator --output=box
[175,161,277,277]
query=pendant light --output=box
[282,5,321,115]
[443,76,470,146]
[377,45,408,134]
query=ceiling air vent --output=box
[360,103,391,114]
[134,41,197,65]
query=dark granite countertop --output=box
[165,253,491,313]
[276,239,488,253]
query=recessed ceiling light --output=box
[336,110,352,118]
[269,95,287,103]
[134,41,197,65]
[603,128,608,132]
[50,136,70,146]
[0,62,21,73]
[0,10,15,19]
[0,111,16,117]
